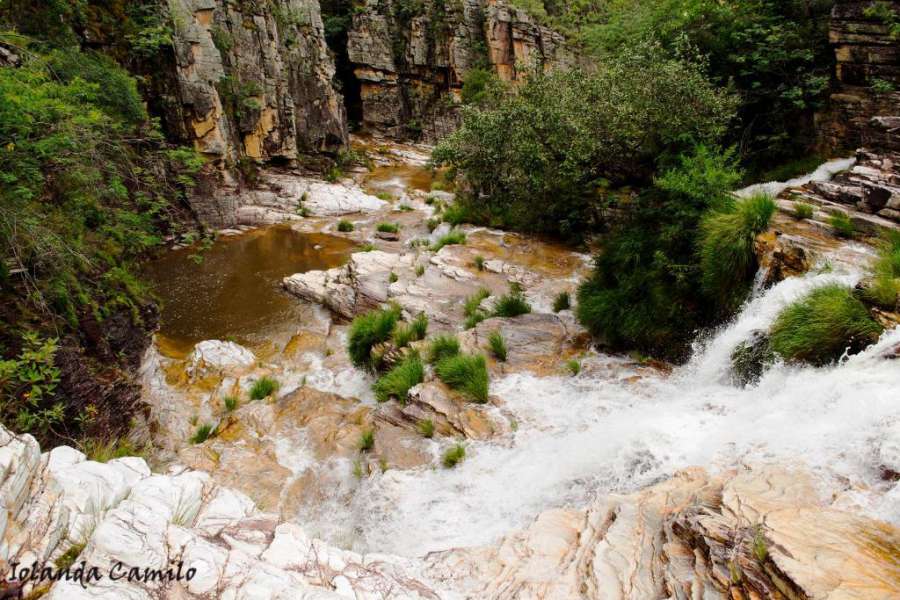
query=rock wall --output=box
[166,0,347,163]
[346,0,575,140]
[819,0,900,151]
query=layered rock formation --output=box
[165,0,347,162]
[345,0,575,139]
[819,0,900,151]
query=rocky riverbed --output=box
[2,138,899,599]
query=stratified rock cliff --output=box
[345,0,575,139]
[165,0,347,162]
[819,0,900,151]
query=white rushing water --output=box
[734,156,856,199]
[308,253,900,558]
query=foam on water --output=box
[329,256,900,557]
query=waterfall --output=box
[306,251,900,558]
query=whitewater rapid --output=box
[301,251,900,558]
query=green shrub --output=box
[464,288,491,318]
[769,284,883,365]
[190,423,216,444]
[461,68,501,105]
[427,335,461,364]
[793,203,814,220]
[442,444,466,468]
[829,212,854,238]
[373,353,424,402]
[553,291,571,312]
[426,218,440,232]
[417,418,435,438]
[492,290,531,318]
[464,313,487,330]
[435,354,489,403]
[487,331,508,362]
[80,437,147,463]
[250,376,279,400]
[698,193,776,311]
[359,429,375,452]
[389,272,398,283]
[356,242,376,252]
[392,313,428,347]
[377,222,399,233]
[347,305,402,369]
[566,359,581,376]
[474,255,485,271]
[442,204,470,226]
[430,230,467,252]
[337,220,354,232]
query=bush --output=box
[442,204,470,226]
[337,220,354,232]
[487,331,508,362]
[347,305,401,369]
[427,334,461,364]
[442,444,466,468]
[464,288,490,318]
[492,290,531,318]
[865,231,900,309]
[698,194,776,311]
[829,212,855,238]
[190,423,216,444]
[793,203,814,220]
[461,68,501,105]
[433,45,737,240]
[435,353,489,403]
[377,222,399,233]
[576,146,746,359]
[373,353,424,403]
[553,291,571,312]
[430,230,467,252]
[769,284,883,365]
[359,429,374,452]
[250,376,279,400]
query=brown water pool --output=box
[144,226,355,358]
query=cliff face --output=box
[345,0,575,140]
[819,0,900,152]
[165,0,347,163]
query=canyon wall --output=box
[346,0,575,140]
[819,0,900,152]
[164,0,347,163]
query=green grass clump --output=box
[427,334,461,364]
[389,272,398,283]
[793,203,814,220]
[769,284,883,365]
[190,423,216,444]
[373,353,424,402]
[418,419,435,438]
[829,212,854,238]
[492,290,532,318]
[442,444,466,468]
[553,291,571,312]
[55,543,86,570]
[487,330,508,362]
[566,359,581,376]
[430,230,467,252]
[464,288,491,317]
[415,264,425,277]
[474,255,485,271]
[80,437,147,463]
[250,376,279,400]
[377,222,399,233]
[865,231,900,309]
[426,218,440,232]
[355,242,376,252]
[442,203,468,226]
[337,219,354,232]
[223,395,239,412]
[392,313,429,347]
[699,193,776,311]
[347,305,402,369]
[464,313,486,330]
[435,353,489,403]
[359,430,375,452]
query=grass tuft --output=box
[435,353,489,403]
[81,437,147,463]
[553,291,571,312]
[770,284,882,365]
[377,222,399,233]
[829,212,854,238]
[392,313,428,347]
[474,255,485,271]
[337,219,354,232]
[487,330,508,362]
[190,423,216,444]
[418,418,435,438]
[464,288,490,317]
[566,359,581,376]
[373,353,425,403]
[492,289,532,318]
[250,376,279,400]
[430,230,467,252]
[223,395,238,412]
[793,203,814,220]
[359,429,374,452]
[699,193,776,311]
[865,231,900,309]
[427,334,461,364]
[348,305,401,369]
[442,444,466,468]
